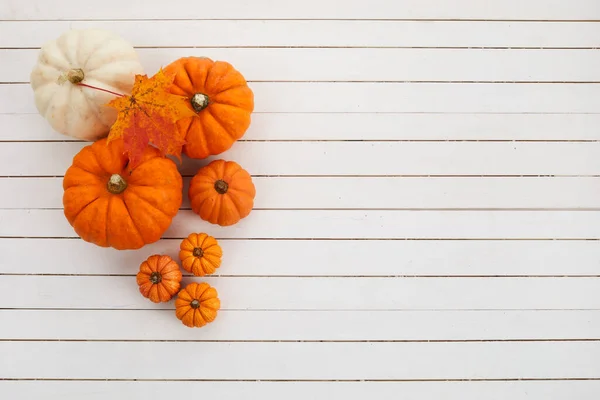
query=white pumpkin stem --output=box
[191,93,210,112]
[107,174,128,194]
[66,68,85,84]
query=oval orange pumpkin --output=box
[136,255,182,303]
[179,233,223,276]
[188,159,256,226]
[175,282,221,328]
[62,138,183,250]
[162,56,254,159]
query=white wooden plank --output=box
[6,48,600,83]
[2,21,599,48]
[2,210,600,239]
[2,341,599,379]
[3,113,600,141]
[1,276,598,310]
[2,0,598,20]
[1,310,598,340]
[2,239,600,276]
[2,142,600,177]
[2,381,600,400]
[3,177,600,210]
[5,83,600,114]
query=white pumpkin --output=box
[30,29,144,141]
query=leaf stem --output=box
[76,83,125,97]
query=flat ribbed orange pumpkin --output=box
[162,56,254,159]
[188,159,256,226]
[62,138,183,250]
[136,255,182,303]
[175,282,221,328]
[179,233,223,276]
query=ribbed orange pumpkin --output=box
[136,255,182,303]
[162,56,254,159]
[175,282,221,328]
[188,159,256,226]
[62,138,183,250]
[179,233,223,276]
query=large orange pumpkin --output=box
[162,56,254,159]
[63,138,183,250]
[188,159,256,226]
[175,282,221,328]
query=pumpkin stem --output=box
[193,247,204,258]
[214,179,229,194]
[107,174,128,194]
[191,93,210,112]
[149,272,162,284]
[67,68,85,84]
[190,299,201,309]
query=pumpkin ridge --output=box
[210,86,254,112]
[119,195,144,242]
[220,195,242,225]
[69,195,103,222]
[80,34,117,70]
[79,82,106,127]
[202,59,212,90]
[174,62,195,94]
[125,187,174,219]
[104,196,113,247]
[211,83,250,98]
[204,103,251,141]
[183,60,206,93]
[203,106,236,141]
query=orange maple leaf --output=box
[105,69,196,168]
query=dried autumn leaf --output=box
[106,69,197,168]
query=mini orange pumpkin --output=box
[162,56,254,159]
[179,233,223,276]
[188,159,256,226]
[62,138,183,250]
[175,282,221,328]
[136,255,183,303]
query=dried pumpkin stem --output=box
[107,174,128,194]
[193,247,204,257]
[191,93,210,112]
[149,272,162,284]
[67,68,85,84]
[214,179,229,194]
[190,299,200,309]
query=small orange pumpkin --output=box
[188,159,256,226]
[136,255,183,303]
[163,56,254,159]
[175,282,221,328]
[179,233,223,276]
[62,138,183,250]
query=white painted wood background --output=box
[1,0,600,398]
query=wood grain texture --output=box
[1,276,599,310]
[2,341,599,379]
[2,142,600,177]
[2,177,600,210]
[3,113,600,141]
[1,310,598,340]
[2,0,598,20]
[2,239,600,276]
[2,0,600,395]
[2,20,600,48]
[5,48,600,83]
[5,83,600,113]
[2,209,600,239]
[2,381,600,400]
